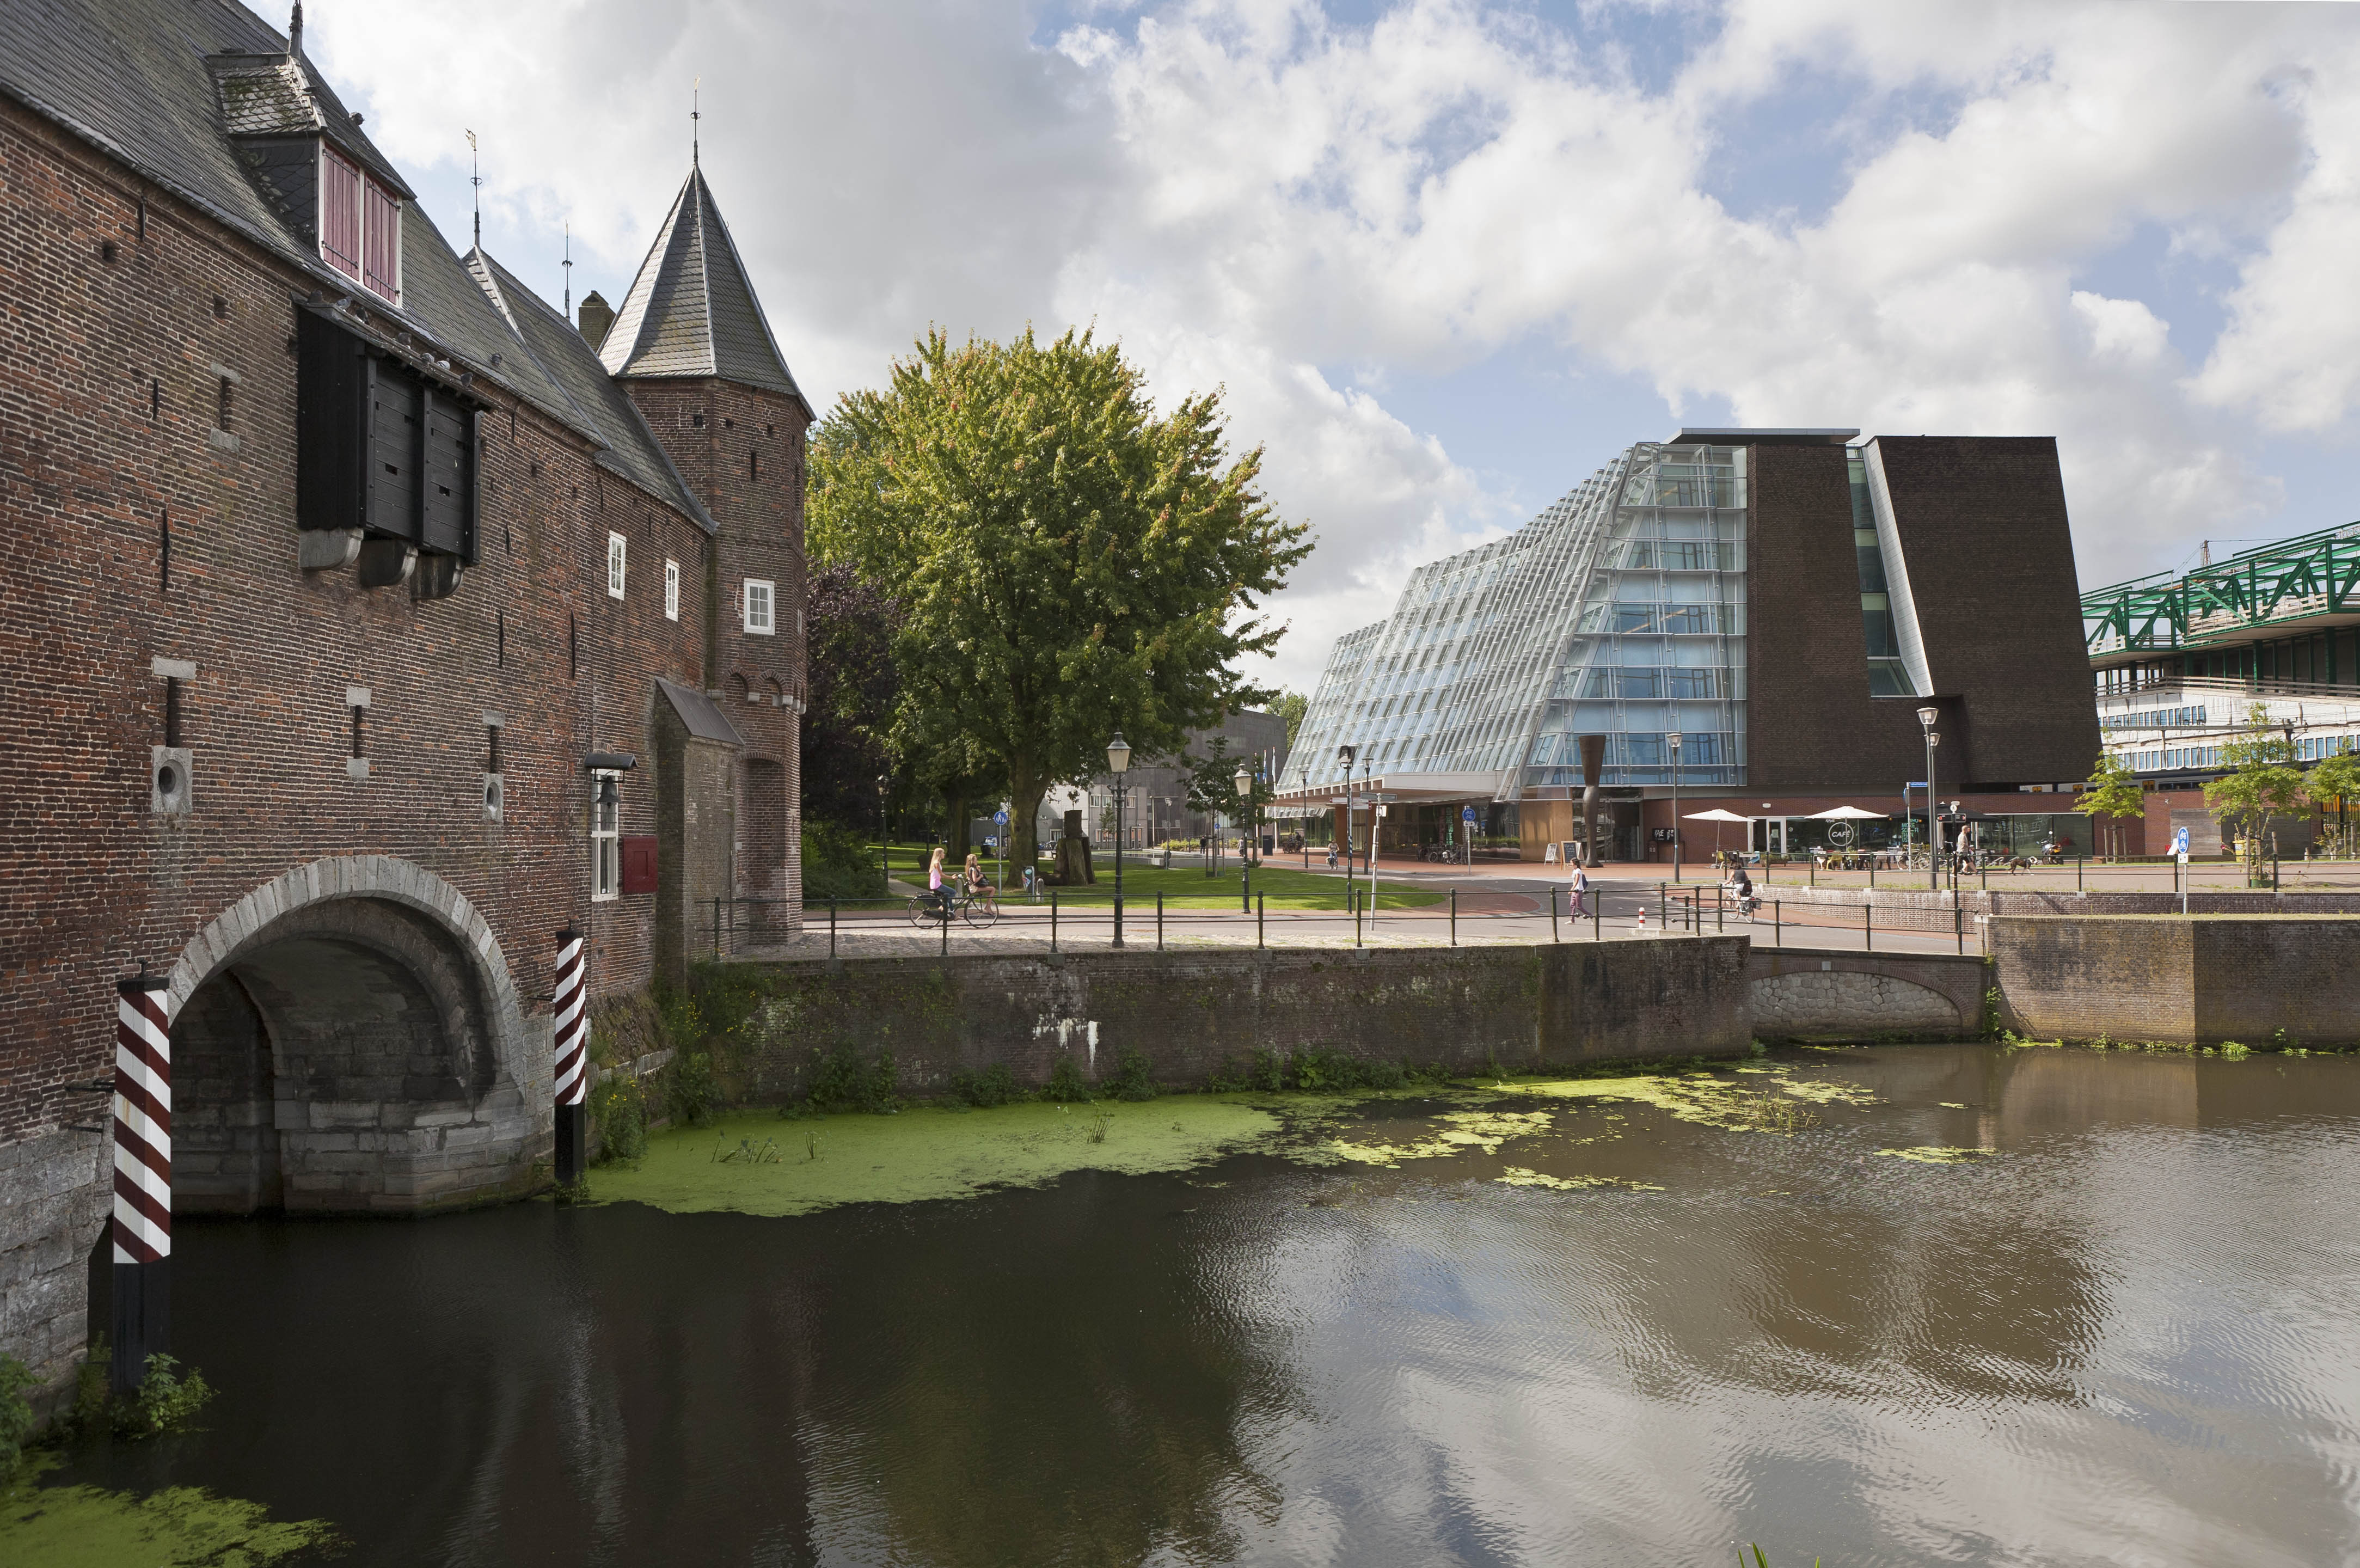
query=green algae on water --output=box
[1494,1167,1662,1192]
[0,1452,341,1566]
[589,1097,1282,1217]
[1875,1146,1998,1164]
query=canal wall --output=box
[1764,884,2360,933]
[1991,915,2360,1047]
[695,936,1752,1099]
[1746,949,1989,1041]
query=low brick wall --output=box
[1991,915,2360,1046]
[1745,948,1989,1041]
[1767,885,2360,934]
[703,937,1752,1097]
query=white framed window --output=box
[743,578,775,635]
[664,559,680,621]
[590,771,621,901]
[607,532,627,600]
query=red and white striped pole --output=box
[112,974,172,1393]
[553,928,587,1185]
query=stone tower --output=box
[598,163,813,930]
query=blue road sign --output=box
[1461,806,1477,823]
[994,809,1008,825]
[2173,826,2190,858]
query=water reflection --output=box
[32,1045,2360,1566]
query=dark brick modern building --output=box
[0,0,811,1399]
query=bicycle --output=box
[905,884,1001,929]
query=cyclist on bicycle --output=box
[1725,863,1758,918]
[927,847,951,919]
[963,852,998,916]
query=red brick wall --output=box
[621,379,808,920]
[0,100,734,1142]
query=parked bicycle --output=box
[906,884,1001,929]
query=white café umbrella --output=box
[1683,806,1752,857]
[1808,804,1888,858]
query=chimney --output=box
[287,2,304,59]
[578,291,615,353]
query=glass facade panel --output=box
[1283,440,1776,798]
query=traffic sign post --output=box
[995,808,1009,890]
[2174,826,2190,914]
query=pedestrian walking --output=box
[1569,860,1590,919]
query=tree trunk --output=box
[946,789,971,865]
[1009,769,1049,878]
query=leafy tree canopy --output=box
[2203,703,2308,871]
[800,562,903,829]
[1267,690,1308,752]
[809,327,1312,867]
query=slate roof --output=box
[657,678,746,749]
[599,166,812,415]
[469,251,715,532]
[0,0,724,526]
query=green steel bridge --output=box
[2085,522,2360,664]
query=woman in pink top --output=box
[927,847,949,918]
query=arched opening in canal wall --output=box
[168,859,548,1215]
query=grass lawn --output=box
[865,841,1439,910]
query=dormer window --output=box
[320,146,400,304]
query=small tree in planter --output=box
[2203,705,2308,885]
[2073,751,2147,861]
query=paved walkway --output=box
[746,874,1988,962]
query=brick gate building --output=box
[0,0,810,1401]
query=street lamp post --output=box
[1666,730,1683,882]
[1337,743,1358,879]
[1917,706,1940,891]
[876,773,891,892]
[1235,761,1256,915]
[1107,732,1131,948]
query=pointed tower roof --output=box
[598,166,811,416]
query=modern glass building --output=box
[1277,427,2098,858]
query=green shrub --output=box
[665,1050,718,1128]
[1292,1048,1366,1092]
[1040,1057,1092,1103]
[1106,1048,1156,1101]
[1361,1058,1407,1091]
[802,818,886,901]
[0,1353,34,1470]
[117,1354,211,1438]
[808,1044,899,1114]
[1249,1046,1286,1092]
[589,1074,649,1163]
[948,1062,1018,1108]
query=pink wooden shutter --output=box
[361,180,400,302]
[320,149,361,279]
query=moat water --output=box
[31,1043,2360,1566]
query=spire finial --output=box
[288,2,303,60]
[466,128,482,249]
[692,75,701,167]
[562,222,573,319]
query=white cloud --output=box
[307,0,2360,693]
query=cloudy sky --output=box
[309,0,2360,695]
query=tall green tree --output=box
[1267,690,1308,751]
[2072,751,2146,860]
[2203,703,2308,879]
[810,327,1312,870]
[2309,744,2360,859]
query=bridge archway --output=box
[167,858,545,1214]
